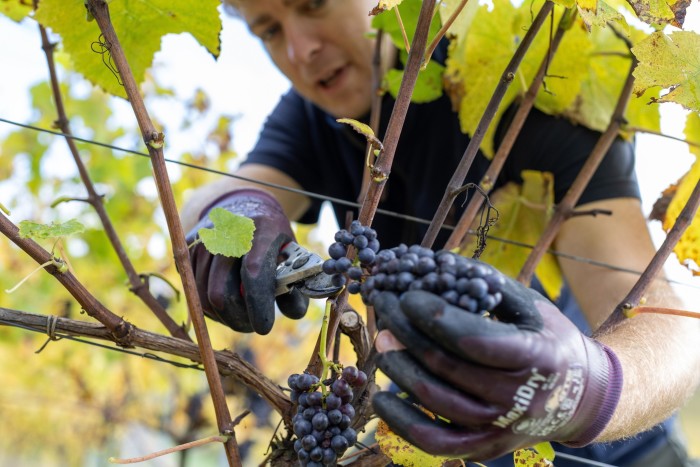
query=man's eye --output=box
[260,24,281,42]
[304,0,327,12]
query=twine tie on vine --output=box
[35,315,63,354]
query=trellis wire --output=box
[1,116,699,294]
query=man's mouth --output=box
[319,67,344,88]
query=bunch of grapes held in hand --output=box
[323,220,506,316]
[289,367,367,466]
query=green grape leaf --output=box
[18,219,85,240]
[459,170,563,299]
[0,0,32,22]
[632,31,700,113]
[372,0,442,51]
[197,208,255,258]
[625,0,690,27]
[375,419,455,467]
[34,0,221,98]
[661,112,700,273]
[385,58,445,103]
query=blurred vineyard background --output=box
[1,3,699,466]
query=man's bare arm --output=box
[180,163,311,232]
[555,197,700,440]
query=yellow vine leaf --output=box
[376,419,456,467]
[0,0,32,22]
[625,0,691,28]
[34,0,221,99]
[662,112,700,273]
[632,31,700,113]
[336,118,383,149]
[459,170,563,299]
[513,444,555,466]
[445,0,592,157]
[577,0,627,31]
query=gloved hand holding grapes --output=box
[371,267,623,461]
[186,188,308,334]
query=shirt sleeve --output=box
[241,90,324,223]
[497,106,641,205]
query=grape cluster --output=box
[322,220,380,294]
[360,244,506,315]
[289,367,368,466]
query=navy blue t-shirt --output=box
[243,54,680,467]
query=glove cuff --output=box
[563,342,623,447]
[199,188,285,221]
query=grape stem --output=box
[625,306,700,320]
[318,299,342,395]
[5,258,65,294]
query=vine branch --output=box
[444,6,575,250]
[0,306,291,419]
[605,176,700,326]
[0,212,133,343]
[422,0,555,249]
[36,20,190,342]
[517,56,638,285]
[86,1,239,464]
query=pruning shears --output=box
[275,242,343,299]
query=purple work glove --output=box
[371,276,623,461]
[187,188,308,334]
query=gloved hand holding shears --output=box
[187,188,342,335]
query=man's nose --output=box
[286,21,321,65]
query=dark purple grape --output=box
[350,220,364,236]
[301,434,317,451]
[330,434,349,454]
[327,409,342,425]
[341,366,359,384]
[328,242,347,260]
[335,257,352,272]
[353,235,369,249]
[325,392,342,410]
[467,277,489,299]
[307,391,323,407]
[294,419,313,437]
[331,379,350,396]
[347,266,363,280]
[353,371,368,387]
[358,247,376,264]
[331,274,346,287]
[312,412,329,431]
[347,281,362,294]
[339,403,355,419]
[322,447,337,465]
[322,259,336,275]
[342,427,357,446]
[309,446,324,462]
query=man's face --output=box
[237,0,378,119]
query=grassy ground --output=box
[680,390,700,457]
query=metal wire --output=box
[1,116,699,292]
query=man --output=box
[182,1,700,465]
